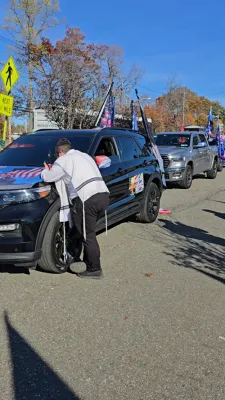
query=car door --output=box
[117,135,154,208]
[198,133,211,170]
[90,136,130,215]
[192,134,204,174]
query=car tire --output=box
[179,164,193,189]
[39,211,71,273]
[137,182,160,223]
[217,159,223,172]
[207,159,218,179]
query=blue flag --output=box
[131,100,138,130]
[206,106,214,137]
[216,125,224,158]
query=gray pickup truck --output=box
[154,131,218,189]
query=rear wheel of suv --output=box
[217,159,223,172]
[39,211,71,273]
[179,164,193,189]
[207,158,218,179]
[137,182,160,223]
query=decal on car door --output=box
[129,173,144,195]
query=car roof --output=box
[156,131,201,135]
[31,127,144,138]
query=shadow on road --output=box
[4,311,81,400]
[203,208,225,221]
[158,219,225,285]
[0,265,30,274]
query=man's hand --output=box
[43,162,52,170]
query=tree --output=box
[34,27,144,129]
[3,0,60,130]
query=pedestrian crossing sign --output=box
[1,56,19,93]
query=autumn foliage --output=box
[144,83,225,132]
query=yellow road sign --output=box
[0,93,14,117]
[1,56,19,93]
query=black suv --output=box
[0,128,163,273]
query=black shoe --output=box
[76,270,103,279]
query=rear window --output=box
[0,134,93,166]
[155,134,191,147]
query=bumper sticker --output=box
[129,173,144,195]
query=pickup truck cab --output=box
[0,128,163,273]
[154,131,218,189]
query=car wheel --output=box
[179,164,193,189]
[217,159,223,172]
[207,159,218,179]
[137,182,160,223]
[39,211,71,273]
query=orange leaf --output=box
[144,273,155,278]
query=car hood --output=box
[0,166,43,190]
[157,146,188,156]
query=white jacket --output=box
[41,149,109,238]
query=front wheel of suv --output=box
[39,211,72,273]
[179,164,193,189]
[137,182,160,223]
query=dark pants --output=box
[72,192,109,271]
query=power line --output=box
[136,84,164,94]
[0,34,25,51]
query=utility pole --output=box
[8,117,11,145]
[28,60,34,132]
[182,90,186,126]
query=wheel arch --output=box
[35,198,60,252]
[144,171,163,194]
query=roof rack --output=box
[101,127,138,133]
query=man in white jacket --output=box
[41,138,109,279]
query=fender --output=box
[144,170,163,194]
[35,197,60,252]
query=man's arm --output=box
[41,163,65,183]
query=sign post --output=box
[0,56,20,150]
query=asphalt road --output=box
[1,171,225,400]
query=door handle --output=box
[117,168,122,173]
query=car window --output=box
[95,138,117,157]
[199,133,207,143]
[135,136,151,156]
[155,134,190,147]
[118,137,143,161]
[193,135,199,146]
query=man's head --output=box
[55,138,72,157]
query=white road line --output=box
[219,336,225,341]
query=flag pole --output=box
[94,81,114,127]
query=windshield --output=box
[155,134,191,147]
[0,134,93,166]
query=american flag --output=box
[99,91,115,128]
[0,167,43,179]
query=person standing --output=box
[41,138,109,279]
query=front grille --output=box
[161,155,170,169]
[165,172,169,180]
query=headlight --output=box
[0,185,51,205]
[170,156,185,162]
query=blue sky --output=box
[1,0,225,104]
